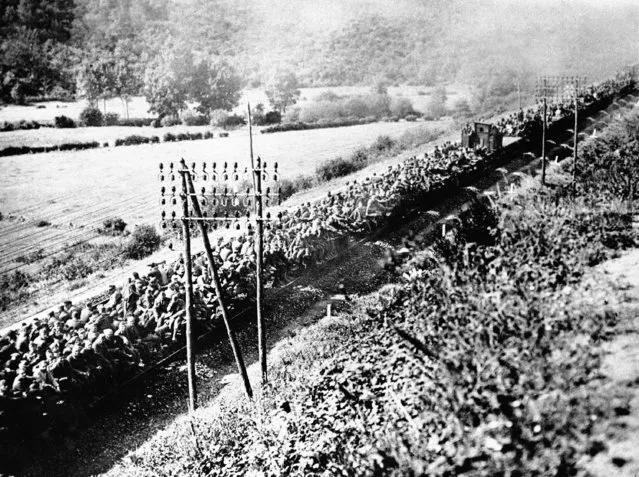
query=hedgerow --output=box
[114,135,159,146]
[261,116,378,134]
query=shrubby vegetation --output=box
[124,225,162,260]
[279,127,444,200]
[0,120,46,132]
[294,92,415,124]
[54,115,75,128]
[114,135,159,147]
[0,271,33,313]
[98,217,128,236]
[39,242,126,282]
[2,222,163,309]
[79,107,103,126]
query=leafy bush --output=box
[279,175,317,200]
[41,252,95,281]
[160,116,181,127]
[223,114,246,127]
[54,115,75,128]
[104,112,119,126]
[452,98,472,118]
[204,130,214,139]
[124,225,161,260]
[79,107,103,126]
[316,156,362,182]
[264,110,282,124]
[209,109,229,127]
[0,122,15,132]
[0,271,32,311]
[151,118,161,128]
[15,249,44,264]
[389,97,415,118]
[10,82,27,104]
[283,106,300,123]
[372,135,396,152]
[182,110,209,126]
[316,90,341,102]
[163,132,177,142]
[1,120,50,132]
[404,113,418,121]
[99,217,127,235]
[219,132,229,138]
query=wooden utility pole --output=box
[541,79,547,186]
[247,104,267,385]
[179,171,197,412]
[572,77,579,193]
[255,155,266,384]
[182,159,253,399]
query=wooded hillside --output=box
[1,0,638,104]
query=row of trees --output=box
[79,41,299,119]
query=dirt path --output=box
[582,247,639,476]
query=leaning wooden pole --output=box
[182,159,253,399]
[179,171,198,412]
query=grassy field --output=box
[0,120,445,277]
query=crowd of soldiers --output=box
[0,72,634,436]
[495,75,635,137]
